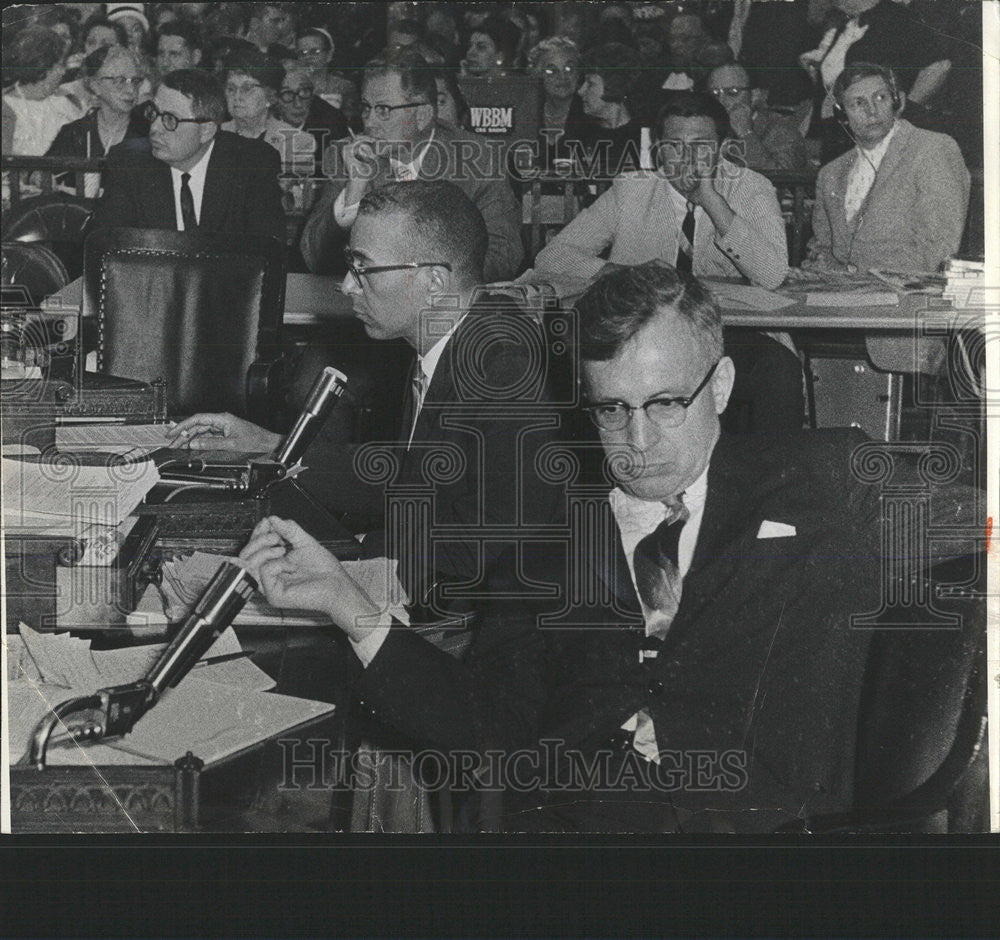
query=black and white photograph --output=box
[1,0,995,853]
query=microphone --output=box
[27,562,257,769]
[273,366,347,469]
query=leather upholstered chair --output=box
[81,227,286,423]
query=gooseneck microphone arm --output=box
[27,562,258,770]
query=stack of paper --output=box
[54,423,176,459]
[942,260,985,307]
[2,455,160,531]
[6,623,334,768]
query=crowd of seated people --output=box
[0,2,987,835]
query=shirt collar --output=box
[857,121,898,167]
[416,307,467,386]
[390,127,436,179]
[608,461,710,531]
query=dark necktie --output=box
[399,357,427,446]
[676,202,695,276]
[180,172,198,231]
[632,498,689,654]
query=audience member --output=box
[387,18,424,51]
[295,26,359,121]
[220,48,315,176]
[105,4,150,55]
[300,49,522,282]
[79,14,128,57]
[805,62,969,274]
[800,0,953,161]
[243,3,295,54]
[2,26,81,156]
[573,42,645,180]
[91,68,285,242]
[527,36,593,170]
[537,91,787,288]
[461,14,522,76]
[274,59,349,156]
[536,91,802,431]
[707,62,808,170]
[155,20,203,74]
[46,44,148,199]
[432,68,469,130]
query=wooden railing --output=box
[1,154,104,204]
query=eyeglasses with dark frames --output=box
[360,100,430,121]
[96,75,144,90]
[343,249,452,289]
[709,86,751,98]
[142,101,217,131]
[277,86,315,103]
[583,360,720,431]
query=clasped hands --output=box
[238,516,382,643]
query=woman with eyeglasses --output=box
[526,36,595,170]
[2,26,82,157]
[295,27,359,124]
[47,45,148,160]
[220,47,315,177]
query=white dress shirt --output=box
[844,122,898,224]
[609,463,711,762]
[169,140,215,230]
[333,129,437,228]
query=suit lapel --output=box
[147,159,177,228]
[863,119,910,209]
[199,135,232,232]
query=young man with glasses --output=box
[706,62,807,171]
[91,68,285,241]
[299,48,522,283]
[536,91,804,433]
[171,180,562,594]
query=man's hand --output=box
[727,101,754,138]
[342,134,380,203]
[239,516,381,641]
[166,413,281,453]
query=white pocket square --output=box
[757,520,797,539]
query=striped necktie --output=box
[632,497,689,654]
[675,202,695,276]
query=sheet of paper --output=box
[805,291,899,307]
[2,455,160,529]
[55,423,176,458]
[702,280,797,311]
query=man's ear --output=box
[424,263,453,297]
[199,120,219,145]
[750,87,766,110]
[192,49,203,66]
[711,355,736,415]
[415,101,436,132]
[895,89,907,115]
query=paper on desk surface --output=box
[159,551,410,625]
[702,280,797,311]
[4,623,332,768]
[1,454,160,530]
[55,423,176,458]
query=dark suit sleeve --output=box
[472,177,524,282]
[244,139,286,243]
[91,146,140,230]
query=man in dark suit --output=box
[299,48,523,283]
[171,179,562,598]
[239,259,979,833]
[90,68,285,242]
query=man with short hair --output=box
[243,3,294,53]
[299,49,523,282]
[806,62,969,273]
[706,62,807,171]
[171,180,560,593]
[155,20,203,74]
[274,59,349,156]
[91,68,285,241]
[237,259,980,832]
